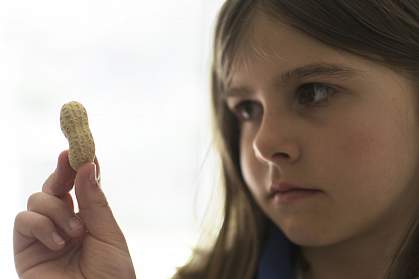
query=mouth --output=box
[268,182,321,199]
[271,189,323,204]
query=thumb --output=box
[74,162,129,252]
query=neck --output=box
[298,206,416,279]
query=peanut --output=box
[60,101,96,171]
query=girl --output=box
[13,1,419,278]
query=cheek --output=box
[335,96,419,202]
[240,133,265,197]
[327,117,415,218]
[284,120,418,246]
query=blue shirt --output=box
[256,221,299,279]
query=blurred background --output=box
[0,0,226,277]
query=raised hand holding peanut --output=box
[13,101,136,279]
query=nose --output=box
[252,109,300,165]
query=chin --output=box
[275,218,341,247]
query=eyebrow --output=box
[223,63,363,98]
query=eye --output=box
[296,83,338,106]
[230,100,262,123]
[228,83,338,123]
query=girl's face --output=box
[225,12,419,248]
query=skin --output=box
[13,150,135,278]
[224,11,419,279]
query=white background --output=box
[0,0,226,278]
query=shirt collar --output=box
[256,221,299,279]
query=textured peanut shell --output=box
[60,101,96,171]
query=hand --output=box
[13,150,136,279]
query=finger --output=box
[63,192,74,211]
[27,192,84,239]
[42,151,101,197]
[75,162,128,252]
[14,211,68,254]
[42,150,77,197]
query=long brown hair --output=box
[171,1,419,278]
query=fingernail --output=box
[52,232,65,246]
[89,162,99,186]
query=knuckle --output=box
[95,198,109,209]
[79,198,109,211]
[31,215,51,233]
[49,203,65,217]
[14,211,28,227]
[41,172,55,192]
[42,172,66,192]
[60,101,95,172]
[27,193,66,217]
[27,192,42,210]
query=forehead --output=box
[227,12,365,88]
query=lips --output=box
[269,182,320,198]
[271,188,322,203]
